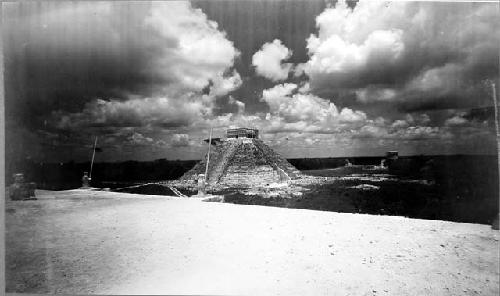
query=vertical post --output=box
[492,82,500,229]
[204,127,213,182]
[492,82,498,144]
[492,83,499,184]
[89,136,98,179]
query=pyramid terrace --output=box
[181,128,301,187]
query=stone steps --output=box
[207,141,240,184]
[179,138,302,186]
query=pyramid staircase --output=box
[179,137,302,187]
[206,141,240,184]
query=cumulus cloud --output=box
[260,83,367,132]
[55,96,211,130]
[126,132,154,146]
[4,1,498,161]
[354,120,453,142]
[338,108,367,124]
[355,87,398,103]
[261,83,338,123]
[444,112,473,127]
[171,134,191,147]
[391,119,409,129]
[389,113,432,130]
[302,0,499,112]
[445,115,468,127]
[4,1,241,130]
[306,28,404,76]
[144,2,241,96]
[248,78,492,154]
[228,96,246,114]
[252,39,293,82]
[208,71,243,97]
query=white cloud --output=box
[297,82,311,94]
[4,2,242,99]
[303,0,499,110]
[409,114,431,126]
[261,83,339,123]
[338,108,367,124]
[228,96,246,114]
[252,39,293,82]
[445,113,469,127]
[145,1,241,96]
[209,71,243,97]
[355,87,398,103]
[306,29,404,74]
[259,83,368,134]
[390,113,431,129]
[407,63,462,93]
[44,2,243,131]
[303,1,408,88]
[261,83,297,112]
[391,120,409,129]
[171,134,190,147]
[127,132,154,146]
[396,126,453,141]
[355,120,453,141]
[55,96,210,129]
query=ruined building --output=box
[179,128,301,187]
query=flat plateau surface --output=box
[5,189,500,295]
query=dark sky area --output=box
[2,0,499,163]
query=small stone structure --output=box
[82,172,90,188]
[492,214,499,230]
[180,128,301,187]
[8,173,36,200]
[226,128,259,139]
[197,174,206,195]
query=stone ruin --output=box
[179,128,302,187]
[82,171,90,188]
[8,173,36,200]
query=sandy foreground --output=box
[5,189,500,295]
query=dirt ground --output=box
[5,189,500,295]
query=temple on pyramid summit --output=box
[179,128,302,187]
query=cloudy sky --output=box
[3,0,499,162]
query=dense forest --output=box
[5,159,197,190]
[6,155,498,192]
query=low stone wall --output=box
[221,165,280,186]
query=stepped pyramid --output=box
[180,128,302,187]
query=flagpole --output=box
[492,82,498,148]
[89,136,98,179]
[204,127,213,182]
[491,82,499,194]
[490,81,500,229]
